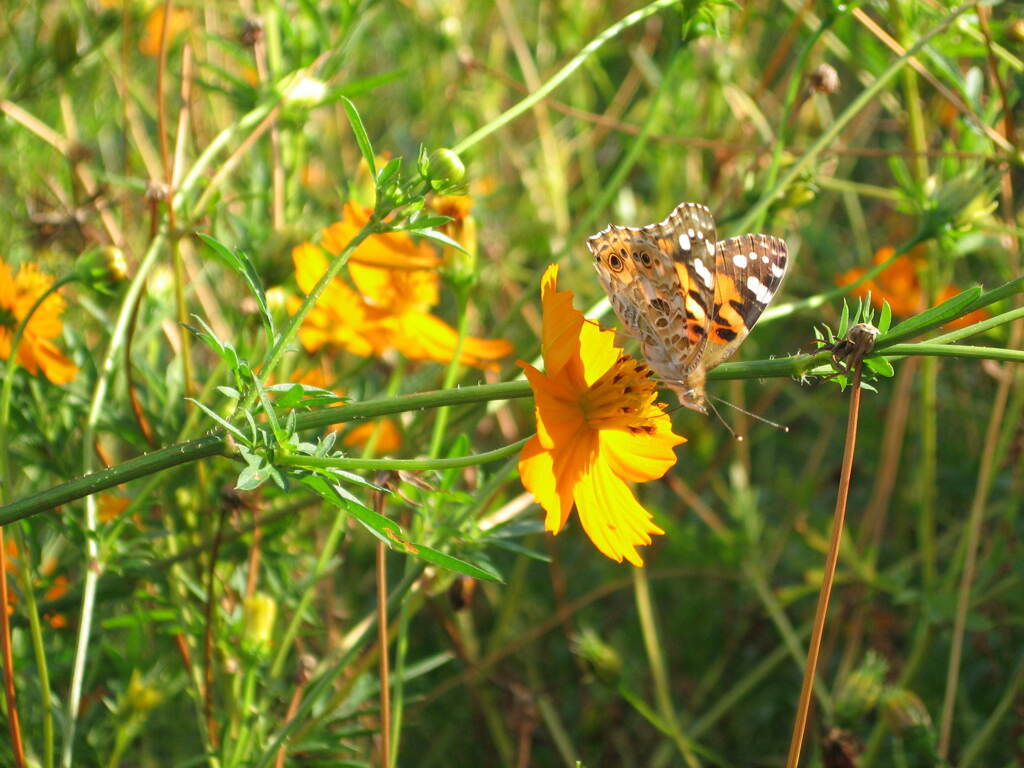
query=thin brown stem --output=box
[785,363,864,768]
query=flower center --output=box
[580,354,662,433]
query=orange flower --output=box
[286,367,402,454]
[322,203,440,270]
[837,246,988,329]
[290,209,512,370]
[518,265,686,566]
[0,260,78,384]
[139,6,191,57]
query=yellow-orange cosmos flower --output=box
[291,205,512,370]
[518,265,686,566]
[0,260,78,385]
[837,246,989,330]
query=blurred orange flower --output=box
[139,6,191,57]
[0,260,78,384]
[518,265,686,566]
[290,207,512,370]
[286,367,402,454]
[837,246,988,330]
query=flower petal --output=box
[519,435,573,534]
[520,362,586,449]
[539,264,586,377]
[573,454,664,566]
[600,417,686,483]
[394,312,510,369]
[292,243,330,295]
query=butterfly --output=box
[587,202,788,413]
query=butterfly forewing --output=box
[588,201,788,413]
[702,233,788,369]
[587,202,717,383]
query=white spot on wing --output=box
[708,241,716,255]
[732,253,748,269]
[747,275,771,304]
[694,258,714,289]
[762,254,770,264]
[771,263,785,278]
[678,233,691,252]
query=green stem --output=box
[61,232,165,768]
[452,0,683,155]
[0,381,533,525]
[11,526,52,768]
[633,567,701,768]
[280,437,529,473]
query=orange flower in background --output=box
[139,6,191,56]
[322,203,440,269]
[0,261,78,384]
[343,419,402,454]
[518,265,686,567]
[286,367,402,454]
[290,208,512,369]
[837,246,988,330]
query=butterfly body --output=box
[587,202,788,413]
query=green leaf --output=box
[865,356,895,378]
[878,286,983,348]
[197,233,275,340]
[413,227,468,254]
[838,300,850,338]
[340,96,375,178]
[879,300,892,333]
[409,542,503,582]
[300,475,399,544]
[185,398,248,443]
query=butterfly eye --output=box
[639,252,652,267]
[607,254,624,272]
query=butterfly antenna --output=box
[705,397,743,441]
[709,395,790,433]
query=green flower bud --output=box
[75,246,128,296]
[834,652,887,726]
[126,669,162,714]
[571,627,622,687]
[425,148,466,190]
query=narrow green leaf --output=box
[409,543,504,583]
[879,300,892,333]
[838,300,850,338]
[341,96,376,178]
[878,286,983,348]
[186,398,248,443]
[197,233,275,340]
[413,228,468,254]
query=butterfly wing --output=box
[702,233,788,370]
[587,202,718,384]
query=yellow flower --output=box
[0,261,78,385]
[518,265,686,566]
[290,206,512,370]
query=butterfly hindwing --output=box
[703,233,788,369]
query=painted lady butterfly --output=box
[588,202,788,413]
